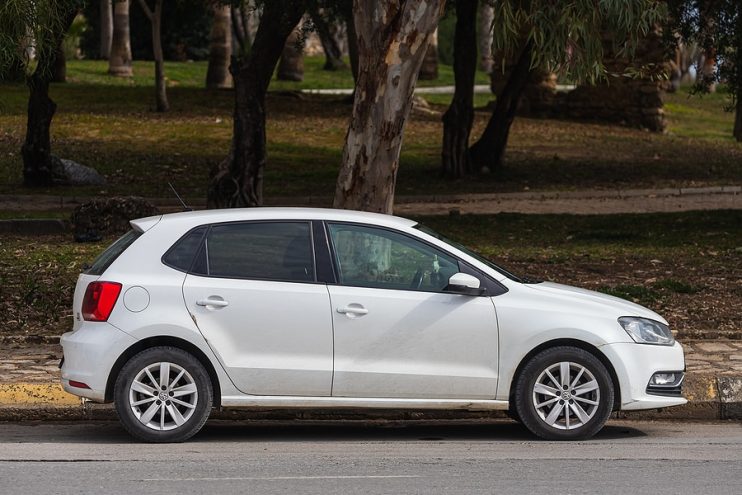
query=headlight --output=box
[618,317,674,346]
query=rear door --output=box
[182,221,334,397]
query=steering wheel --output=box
[410,269,424,289]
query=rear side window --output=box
[86,229,141,276]
[162,226,207,272]
[198,222,315,282]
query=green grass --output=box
[0,59,740,201]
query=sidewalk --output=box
[1,337,740,422]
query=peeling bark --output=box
[441,0,477,179]
[208,2,305,208]
[333,0,445,214]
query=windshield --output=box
[414,224,525,282]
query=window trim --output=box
[323,221,506,296]
[163,219,321,285]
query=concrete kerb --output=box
[1,375,740,423]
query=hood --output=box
[527,282,668,325]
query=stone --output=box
[696,343,736,353]
[59,159,107,186]
[71,197,159,239]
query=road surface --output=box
[1,420,741,494]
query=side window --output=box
[327,223,459,292]
[162,226,207,272]
[204,222,315,282]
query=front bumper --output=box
[60,322,137,402]
[601,341,687,411]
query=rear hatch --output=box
[71,228,144,331]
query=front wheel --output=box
[514,346,614,440]
[114,346,213,443]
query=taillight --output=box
[82,282,122,321]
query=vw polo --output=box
[61,208,686,442]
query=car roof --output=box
[131,207,418,232]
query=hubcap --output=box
[532,361,600,430]
[128,362,198,431]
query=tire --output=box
[114,346,213,443]
[514,346,614,441]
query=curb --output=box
[2,375,740,423]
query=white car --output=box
[60,208,686,442]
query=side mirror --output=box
[445,273,485,296]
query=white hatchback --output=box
[61,208,686,442]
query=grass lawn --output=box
[0,58,740,202]
[1,210,738,338]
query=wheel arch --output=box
[508,339,621,411]
[105,336,222,407]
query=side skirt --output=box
[220,395,509,411]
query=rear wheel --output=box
[114,346,213,443]
[514,346,614,440]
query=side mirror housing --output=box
[445,272,485,296]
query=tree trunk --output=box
[734,93,742,142]
[311,9,345,71]
[108,0,133,77]
[339,1,359,82]
[207,3,306,208]
[100,0,113,59]
[137,0,168,111]
[441,0,477,179]
[333,0,444,214]
[418,28,438,80]
[206,5,233,89]
[478,2,494,73]
[469,40,533,173]
[51,42,67,83]
[277,21,305,82]
[22,11,77,186]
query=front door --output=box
[182,221,333,397]
[325,223,499,399]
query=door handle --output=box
[196,297,229,308]
[337,304,368,316]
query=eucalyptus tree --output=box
[446,0,665,175]
[0,0,81,185]
[669,0,742,141]
[333,0,445,214]
[206,4,233,88]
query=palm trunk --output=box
[469,40,533,173]
[22,11,77,186]
[333,0,444,214]
[441,0,477,179]
[108,0,133,77]
[208,3,306,208]
[100,0,113,59]
[206,5,233,89]
[277,21,305,82]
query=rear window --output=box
[86,229,141,276]
[196,222,315,282]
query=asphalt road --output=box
[1,420,741,494]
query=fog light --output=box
[650,373,678,386]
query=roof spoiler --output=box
[130,215,163,233]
